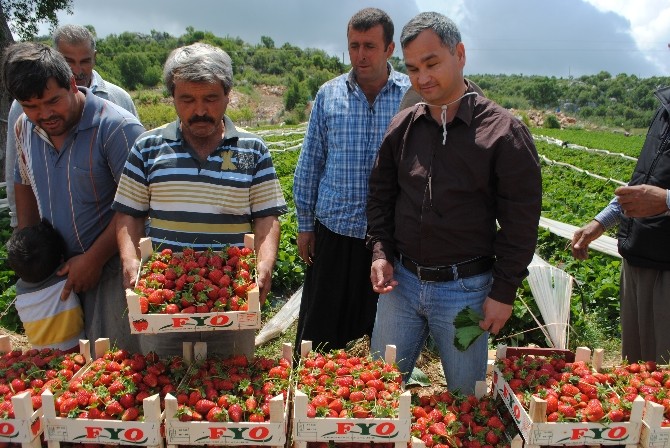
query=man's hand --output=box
[370,258,397,294]
[256,260,273,305]
[479,297,512,335]
[571,220,605,260]
[57,252,104,300]
[121,257,141,290]
[297,231,315,265]
[615,184,668,217]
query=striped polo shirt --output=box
[112,116,287,250]
[15,89,145,257]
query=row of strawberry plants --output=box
[533,127,645,158]
[536,140,636,183]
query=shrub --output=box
[544,114,561,129]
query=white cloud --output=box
[582,0,670,75]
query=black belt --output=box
[397,253,494,282]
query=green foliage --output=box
[543,114,561,129]
[2,0,72,39]
[534,127,645,158]
[0,193,20,332]
[137,103,177,130]
[116,53,150,90]
[535,140,636,182]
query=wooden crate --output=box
[41,338,196,448]
[163,342,292,447]
[640,400,670,448]
[0,337,92,448]
[292,341,411,448]
[126,234,261,334]
[493,345,644,448]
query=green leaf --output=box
[454,306,485,352]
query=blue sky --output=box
[37,0,670,78]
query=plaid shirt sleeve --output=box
[293,89,328,233]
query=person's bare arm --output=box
[253,215,281,304]
[14,183,39,230]
[115,212,147,289]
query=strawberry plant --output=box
[294,349,403,419]
[135,245,257,314]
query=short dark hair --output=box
[348,8,394,49]
[7,219,67,283]
[400,11,461,54]
[2,42,72,101]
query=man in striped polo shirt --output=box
[113,43,287,356]
[3,42,145,353]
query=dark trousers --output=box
[294,221,378,353]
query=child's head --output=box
[7,219,67,283]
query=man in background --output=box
[5,24,137,228]
[572,86,670,364]
[293,8,410,353]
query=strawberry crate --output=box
[641,401,670,448]
[163,342,292,447]
[408,381,507,448]
[492,345,644,448]
[42,338,193,447]
[0,336,91,448]
[292,341,411,448]
[127,234,261,334]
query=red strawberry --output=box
[105,400,124,417]
[121,406,140,421]
[139,296,149,314]
[228,403,243,422]
[206,406,226,422]
[195,399,216,415]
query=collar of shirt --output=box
[412,81,480,128]
[345,62,408,95]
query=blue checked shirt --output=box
[294,65,410,238]
[595,189,670,229]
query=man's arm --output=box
[14,183,40,230]
[253,215,281,304]
[293,90,327,263]
[57,213,120,300]
[5,101,23,229]
[116,212,146,289]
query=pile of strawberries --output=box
[495,353,670,424]
[135,246,257,314]
[54,348,187,421]
[606,361,670,426]
[174,353,291,422]
[411,391,511,448]
[0,347,87,418]
[294,349,403,419]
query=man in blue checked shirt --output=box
[293,7,410,352]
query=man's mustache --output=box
[189,115,215,125]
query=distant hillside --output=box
[59,27,670,129]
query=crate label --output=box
[167,422,285,445]
[294,419,410,442]
[45,419,161,445]
[0,415,41,442]
[129,312,260,334]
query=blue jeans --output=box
[370,259,492,394]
